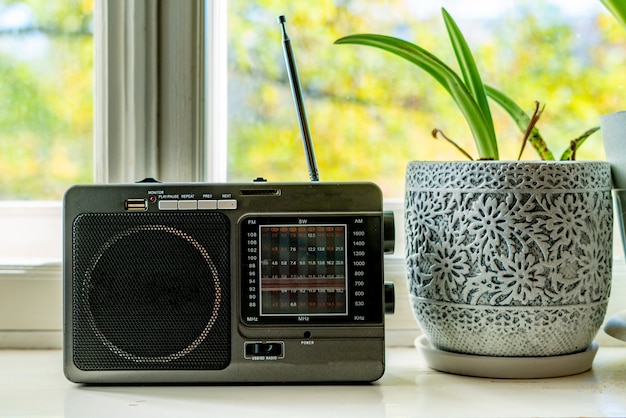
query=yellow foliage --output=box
[49,144,79,181]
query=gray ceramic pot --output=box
[405,161,613,357]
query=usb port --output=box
[125,198,147,211]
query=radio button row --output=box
[158,199,237,211]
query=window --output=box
[0,0,93,200]
[3,0,618,198]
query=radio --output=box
[63,181,395,383]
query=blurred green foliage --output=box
[0,0,93,199]
[228,0,625,196]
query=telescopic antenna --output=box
[278,15,320,182]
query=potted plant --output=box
[336,8,613,377]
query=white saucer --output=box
[416,336,598,379]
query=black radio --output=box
[63,182,394,383]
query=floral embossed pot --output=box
[405,161,613,357]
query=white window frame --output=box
[95,0,208,183]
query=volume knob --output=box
[384,282,395,315]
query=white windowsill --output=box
[2,345,626,417]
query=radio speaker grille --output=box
[71,212,231,371]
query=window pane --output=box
[227,0,616,197]
[0,0,93,200]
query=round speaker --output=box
[71,212,231,371]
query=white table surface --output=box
[2,344,626,418]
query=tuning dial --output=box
[383,211,395,254]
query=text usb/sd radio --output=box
[63,182,394,383]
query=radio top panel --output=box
[63,181,384,216]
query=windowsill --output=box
[1,345,626,417]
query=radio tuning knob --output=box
[384,282,395,314]
[383,211,395,254]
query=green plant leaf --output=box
[559,127,600,160]
[601,0,626,30]
[484,85,555,160]
[442,8,496,142]
[335,34,499,160]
